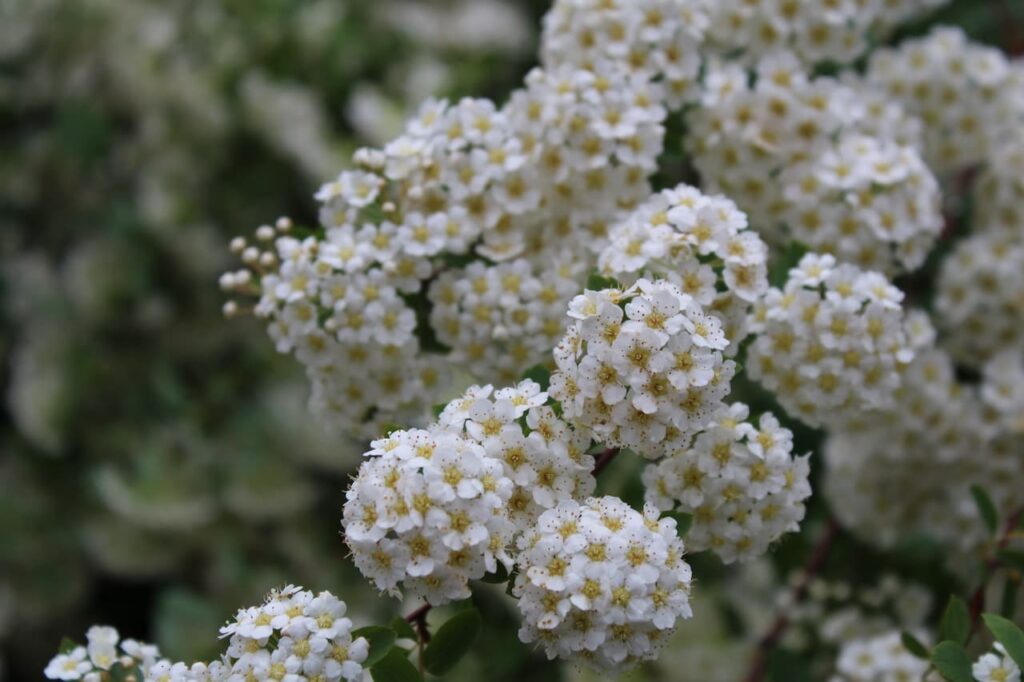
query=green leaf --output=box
[901,631,930,659]
[931,641,973,682]
[422,607,482,676]
[664,510,693,537]
[353,626,397,667]
[480,563,510,584]
[939,596,970,646]
[59,637,78,654]
[586,272,621,291]
[982,613,1024,670]
[108,662,145,682]
[521,364,551,391]
[431,403,446,418]
[970,485,999,535]
[389,617,417,641]
[370,648,421,682]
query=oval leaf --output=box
[970,485,999,535]
[389,616,418,641]
[901,631,930,659]
[983,613,1024,671]
[371,648,421,682]
[931,641,973,682]
[422,608,482,676]
[353,626,397,667]
[939,595,970,645]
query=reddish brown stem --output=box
[591,447,621,477]
[743,517,841,682]
[405,602,432,644]
[968,507,1024,629]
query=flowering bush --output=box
[20,0,1024,680]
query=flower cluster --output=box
[513,497,692,672]
[224,48,676,436]
[45,587,367,682]
[704,0,948,65]
[342,426,515,605]
[746,253,914,428]
[429,257,584,384]
[824,343,1020,557]
[598,184,769,350]
[832,630,933,682]
[935,231,1024,367]
[975,135,1024,233]
[550,279,734,459]
[866,27,1024,171]
[778,134,943,273]
[436,380,596,527]
[540,0,707,110]
[687,56,940,274]
[982,352,1024,435]
[643,403,810,563]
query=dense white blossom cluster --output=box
[540,0,707,110]
[45,587,367,682]
[436,380,596,526]
[428,257,584,384]
[747,253,914,428]
[598,184,769,350]
[224,36,681,436]
[974,136,1024,233]
[935,231,1024,367]
[866,27,1024,171]
[982,352,1024,435]
[831,630,933,682]
[550,279,734,459]
[687,57,941,274]
[778,134,943,273]
[513,496,693,672]
[825,343,1020,556]
[342,425,515,605]
[643,403,810,563]
[343,378,598,605]
[704,0,948,65]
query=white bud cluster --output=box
[429,256,585,385]
[747,253,914,428]
[824,345,1020,556]
[935,231,1024,367]
[866,27,1024,171]
[540,0,708,110]
[342,427,515,605]
[513,496,692,673]
[688,56,938,274]
[45,587,367,682]
[643,403,810,563]
[550,279,734,459]
[436,380,596,526]
[704,0,948,65]
[598,183,769,350]
[832,630,933,682]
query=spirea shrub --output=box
[43,0,1024,679]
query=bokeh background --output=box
[1,1,1020,680]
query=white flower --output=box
[45,647,92,680]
